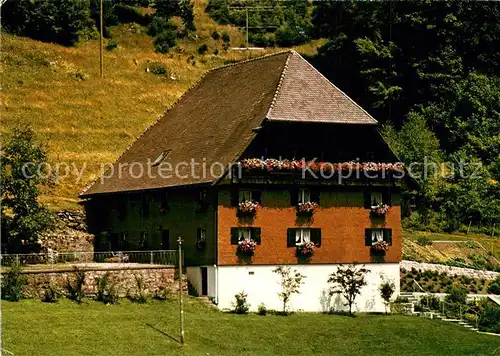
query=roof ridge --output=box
[265,51,293,119]
[206,49,293,75]
[292,52,378,124]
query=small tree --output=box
[328,264,369,315]
[379,277,396,314]
[1,125,52,253]
[273,266,305,314]
[1,262,28,302]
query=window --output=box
[142,193,150,217]
[160,191,169,211]
[197,227,206,240]
[239,190,252,202]
[287,228,321,247]
[371,193,383,207]
[120,232,129,250]
[161,229,169,250]
[298,189,311,204]
[199,189,208,203]
[295,228,311,245]
[230,227,261,244]
[231,189,261,206]
[364,228,392,246]
[140,231,149,250]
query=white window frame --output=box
[299,189,311,204]
[239,190,252,202]
[238,228,252,242]
[371,192,383,207]
[295,228,311,245]
[371,229,384,243]
[198,228,206,240]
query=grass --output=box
[2,298,499,356]
[0,0,325,211]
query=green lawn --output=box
[2,298,499,356]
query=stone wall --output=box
[38,230,94,254]
[21,266,187,299]
[401,260,499,281]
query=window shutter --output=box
[365,229,372,246]
[382,191,392,206]
[290,188,298,206]
[363,192,371,209]
[230,227,239,244]
[230,188,238,207]
[311,189,320,205]
[384,229,392,245]
[252,190,262,204]
[287,228,296,247]
[252,228,261,244]
[311,228,322,246]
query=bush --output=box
[249,32,275,47]
[114,4,150,26]
[41,283,60,303]
[105,40,118,51]
[131,274,147,303]
[154,28,177,54]
[479,304,500,333]
[487,276,500,294]
[148,17,177,37]
[419,295,441,311]
[65,268,86,303]
[153,286,169,301]
[232,291,249,314]
[445,286,467,305]
[257,303,267,316]
[221,31,230,43]
[95,272,118,304]
[416,236,433,246]
[197,44,208,55]
[1,262,27,301]
[148,62,168,76]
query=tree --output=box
[379,277,396,314]
[1,126,52,253]
[328,264,368,315]
[273,266,305,314]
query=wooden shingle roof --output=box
[81,51,378,196]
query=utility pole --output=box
[245,8,249,49]
[177,236,185,344]
[99,0,104,78]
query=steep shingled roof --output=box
[81,51,378,197]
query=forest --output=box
[2,0,499,234]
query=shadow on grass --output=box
[145,323,182,344]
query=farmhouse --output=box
[81,50,405,312]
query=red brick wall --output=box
[217,187,402,265]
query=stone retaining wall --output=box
[38,230,94,254]
[21,266,186,299]
[402,260,499,280]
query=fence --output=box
[0,250,180,269]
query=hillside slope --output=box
[0,0,324,210]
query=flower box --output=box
[371,203,390,217]
[371,240,389,252]
[237,239,257,255]
[237,200,260,216]
[296,202,319,216]
[296,241,315,257]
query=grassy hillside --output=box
[1,0,324,210]
[403,230,500,269]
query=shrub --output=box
[66,268,86,303]
[211,30,220,41]
[275,24,310,47]
[114,4,150,26]
[41,283,60,303]
[105,40,118,51]
[416,236,433,246]
[154,28,177,54]
[149,62,168,76]
[221,31,230,43]
[419,295,441,311]
[479,304,500,333]
[1,262,27,301]
[395,296,409,303]
[131,274,148,303]
[487,276,500,295]
[197,44,208,55]
[95,272,118,304]
[148,17,176,37]
[232,291,249,314]
[445,286,467,305]
[257,303,267,316]
[153,287,169,301]
[379,279,396,313]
